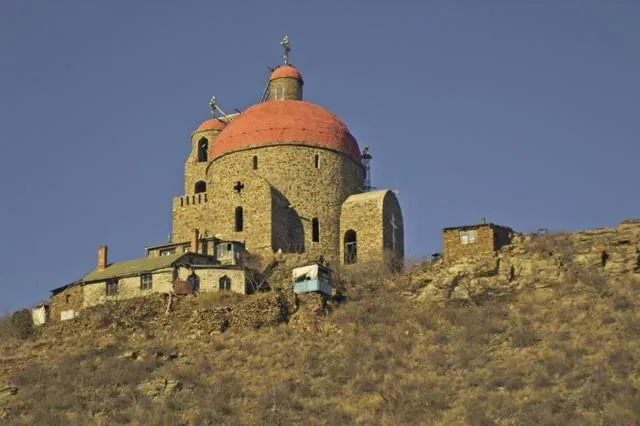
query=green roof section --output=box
[83,253,185,283]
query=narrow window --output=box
[65,294,71,304]
[252,155,258,170]
[235,206,244,232]
[312,218,320,242]
[314,154,320,169]
[197,138,208,162]
[276,86,284,100]
[106,279,119,296]
[187,273,200,292]
[344,230,357,264]
[195,181,206,194]
[219,275,231,291]
[140,273,153,290]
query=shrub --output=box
[11,309,34,339]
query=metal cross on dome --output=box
[280,35,291,65]
[209,96,217,117]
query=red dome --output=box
[211,100,361,163]
[195,118,226,132]
[270,65,303,81]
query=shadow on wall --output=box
[271,187,305,253]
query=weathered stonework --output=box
[267,77,303,101]
[50,283,83,322]
[443,223,514,263]
[340,190,404,269]
[83,269,175,308]
[172,144,369,265]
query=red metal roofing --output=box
[270,65,303,81]
[211,100,361,163]
[195,118,226,132]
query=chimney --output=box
[190,229,200,254]
[97,245,108,270]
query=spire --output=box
[280,35,291,65]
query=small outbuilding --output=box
[442,218,516,263]
[291,263,333,297]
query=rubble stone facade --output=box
[171,62,404,270]
[443,223,515,263]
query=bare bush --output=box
[10,309,34,340]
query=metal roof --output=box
[83,253,186,283]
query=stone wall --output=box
[175,267,247,294]
[172,144,365,266]
[267,77,302,101]
[443,225,497,263]
[83,269,175,308]
[340,189,404,267]
[184,128,223,195]
[50,284,83,322]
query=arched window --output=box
[65,294,71,304]
[235,206,244,232]
[344,229,357,264]
[187,273,200,293]
[219,275,231,291]
[314,154,320,169]
[197,138,208,162]
[194,181,206,193]
[252,155,258,170]
[312,218,320,242]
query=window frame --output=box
[459,230,478,245]
[140,273,153,290]
[106,278,119,296]
[197,138,208,162]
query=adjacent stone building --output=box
[443,219,515,263]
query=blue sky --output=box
[1,1,639,311]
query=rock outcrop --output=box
[410,220,640,303]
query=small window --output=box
[312,218,320,242]
[195,181,206,193]
[140,273,153,290]
[275,86,284,100]
[159,248,176,256]
[65,294,71,304]
[235,206,244,232]
[252,155,258,170]
[314,154,320,169]
[460,230,477,245]
[106,279,119,296]
[219,275,231,291]
[197,138,208,162]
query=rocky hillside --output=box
[1,222,639,425]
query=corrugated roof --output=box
[83,253,185,283]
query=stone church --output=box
[45,37,404,322]
[168,37,404,269]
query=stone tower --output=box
[171,39,404,269]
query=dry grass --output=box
[1,248,640,425]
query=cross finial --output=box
[280,35,291,65]
[208,96,217,117]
